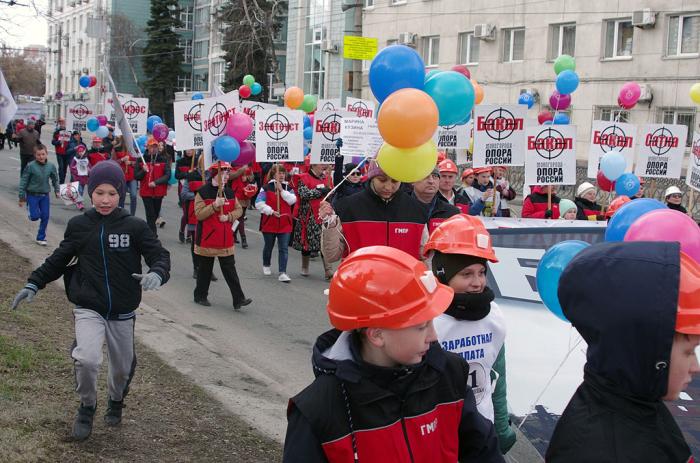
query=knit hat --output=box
[367,161,386,180]
[576,181,596,198]
[431,250,487,285]
[559,199,577,217]
[88,161,126,199]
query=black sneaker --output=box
[178,231,185,243]
[104,399,123,426]
[234,298,252,311]
[241,238,248,249]
[71,403,96,441]
[194,298,212,307]
[192,269,198,279]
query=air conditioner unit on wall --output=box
[398,32,416,46]
[474,24,496,41]
[637,84,653,101]
[632,9,656,28]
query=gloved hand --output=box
[335,137,343,149]
[11,283,38,310]
[544,209,553,218]
[498,422,517,454]
[132,272,162,291]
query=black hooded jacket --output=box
[546,241,692,462]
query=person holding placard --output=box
[574,182,603,221]
[134,138,171,237]
[462,167,502,217]
[493,167,516,217]
[522,186,561,219]
[665,186,688,214]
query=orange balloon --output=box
[284,86,304,109]
[377,89,439,149]
[471,79,484,105]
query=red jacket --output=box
[187,180,205,225]
[256,181,296,234]
[195,182,237,249]
[88,150,109,167]
[135,153,170,198]
[113,151,135,182]
[522,186,561,219]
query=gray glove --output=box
[131,272,162,291]
[11,283,38,310]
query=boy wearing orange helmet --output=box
[284,246,504,463]
[546,242,700,462]
[423,215,516,454]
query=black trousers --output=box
[20,155,33,175]
[141,196,163,236]
[194,254,245,305]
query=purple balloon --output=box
[152,123,169,142]
[549,91,571,110]
[96,115,108,126]
[234,141,255,166]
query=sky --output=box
[1,1,49,48]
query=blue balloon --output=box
[168,130,176,141]
[79,75,91,88]
[518,92,535,109]
[456,112,472,126]
[543,120,554,125]
[369,45,426,103]
[95,125,109,138]
[147,115,163,133]
[303,115,311,129]
[553,113,569,125]
[604,198,666,242]
[600,151,626,181]
[303,126,313,141]
[304,144,310,156]
[425,69,442,82]
[424,71,475,126]
[536,240,591,322]
[615,173,640,197]
[136,134,148,153]
[213,135,240,162]
[191,93,204,100]
[251,82,263,96]
[86,117,100,132]
[555,70,579,95]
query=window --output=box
[548,23,575,60]
[458,32,479,65]
[303,0,329,97]
[194,40,209,59]
[364,0,374,7]
[193,73,208,91]
[312,27,323,43]
[502,28,525,62]
[668,14,700,56]
[179,6,193,30]
[390,0,406,5]
[422,36,440,67]
[177,74,192,92]
[212,61,226,87]
[596,106,630,123]
[179,39,192,63]
[194,5,210,25]
[604,19,633,58]
[659,108,696,147]
[387,39,397,46]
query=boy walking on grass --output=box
[18,143,59,246]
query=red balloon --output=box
[89,75,97,87]
[239,85,252,99]
[538,110,553,125]
[451,65,471,80]
[234,141,255,166]
[617,96,635,110]
[596,170,616,192]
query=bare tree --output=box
[0,46,46,96]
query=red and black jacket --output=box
[412,193,461,234]
[175,154,198,180]
[257,181,295,234]
[574,197,603,221]
[522,186,561,219]
[283,329,503,463]
[113,150,135,182]
[87,149,109,167]
[335,186,428,260]
[51,129,68,156]
[194,182,237,249]
[186,174,205,226]
[437,189,473,215]
[135,152,171,198]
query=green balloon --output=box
[300,94,317,113]
[242,74,255,87]
[554,55,575,75]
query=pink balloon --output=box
[152,123,169,142]
[624,209,700,263]
[97,115,108,126]
[619,82,641,108]
[226,113,254,142]
[549,91,571,111]
[234,141,255,166]
[308,114,314,126]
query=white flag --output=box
[103,64,142,160]
[211,85,225,97]
[0,67,18,128]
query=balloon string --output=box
[322,156,371,202]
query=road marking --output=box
[678,405,689,412]
[9,157,19,162]
[680,392,693,401]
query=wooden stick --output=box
[276,162,281,215]
[190,151,196,170]
[547,187,552,210]
[689,189,695,218]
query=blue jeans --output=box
[118,180,138,215]
[263,232,290,273]
[27,194,50,241]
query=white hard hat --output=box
[664,186,682,198]
[576,182,596,197]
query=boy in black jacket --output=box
[11,161,171,441]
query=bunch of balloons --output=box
[618,82,642,110]
[78,75,97,89]
[596,150,639,195]
[283,87,317,113]
[213,112,256,165]
[541,54,579,125]
[240,74,263,99]
[86,114,110,138]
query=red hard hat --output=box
[423,214,499,262]
[243,183,258,198]
[605,195,631,219]
[438,159,458,174]
[436,151,447,164]
[208,161,232,172]
[473,167,493,175]
[461,168,474,180]
[92,136,102,143]
[327,246,454,330]
[676,251,700,335]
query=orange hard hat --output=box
[146,137,159,147]
[676,251,700,335]
[438,159,458,174]
[327,246,454,330]
[436,151,447,164]
[92,136,102,143]
[473,167,493,175]
[208,160,232,172]
[423,214,499,262]
[243,183,258,198]
[461,168,474,180]
[605,195,631,219]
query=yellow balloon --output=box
[690,83,700,105]
[376,140,438,183]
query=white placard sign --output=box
[587,120,637,178]
[686,131,700,192]
[433,122,470,149]
[524,125,577,186]
[310,110,350,164]
[634,124,688,179]
[64,102,95,133]
[472,105,527,167]
[103,96,148,135]
[255,109,305,162]
[173,99,205,151]
[345,97,376,118]
[339,117,383,159]
[317,98,341,112]
[201,91,240,168]
[241,100,277,143]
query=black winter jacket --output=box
[28,208,170,320]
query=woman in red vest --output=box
[255,165,297,283]
[111,136,138,216]
[229,165,256,249]
[134,138,171,236]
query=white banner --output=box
[634,123,688,179]
[433,122,470,150]
[0,68,18,128]
[103,96,148,135]
[686,131,700,192]
[173,100,205,151]
[345,97,376,119]
[310,110,349,164]
[255,109,304,162]
[587,120,637,178]
[339,116,383,159]
[472,104,527,167]
[65,102,95,133]
[524,125,577,185]
[201,91,240,169]
[241,100,277,143]
[318,98,341,112]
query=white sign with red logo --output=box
[173,99,205,150]
[201,91,241,163]
[634,124,688,179]
[255,109,304,162]
[345,97,375,119]
[317,99,341,112]
[686,131,700,192]
[433,121,470,150]
[310,110,350,164]
[339,116,383,159]
[524,125,577,186]
[473,105,527,167]
[241,100,277,143]
[587,120,637,178]
[102,95,147,135]
[65,102,95,133]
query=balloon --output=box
[425,69,441,81]
[303,126,313,141]
[192,93,204,100]
[213,135,240,163]
[239,85,252,99]
[167,130,176,141]
[225,113,253,142]
[376,140,438,183]
[599,151,626,181]
[89,75,97,87]
[169,164,178,186]
[79,75,90,88]
[308,114,314,126]
[96,115,108,126]
[538,110,553,124]
[518,92,535,108]
[369,45,426,103]
[300,94,318,113]
[543,120,554,125]
[619,82,641,108]
[95,125,109,138]
[615,173,640,197]
[556,70,579,95]
[604,198,666,242]
[234,141,255,166]
[86,117,100,132]
[152,123,169,142]
[536,240,590,322]
[618,95,635,110]
[553,54,576,75]
[625,209,700,263]
[424,71,475,126]
[242,74,255,87]
[553,113,570,125]
[303,115,311,129]
[136,135,148,154]
[147,115,163,133]
[451,64,471,80]
[352,156,364,165]
[377,88,439,149]
[304,144,311,156]
[284,86,304,109]
[596,170,615,192]
[549,91,571,110]
[691,83,700,105]
[251,82,263,96]
[456,112,472,126]
[471,79,484,105]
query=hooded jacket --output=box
[521,186,561,219]
[574,196,602,221]
[284,329,504,463]
[546,241,692,463]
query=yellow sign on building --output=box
[343,36,379,61]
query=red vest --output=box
[198,197,236,249]
[298,172,329,224]
[259,182,294,234]
[114,151,135,181]
[139,163,168,198]
[88,151,108,167]
[187,180,205,225]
